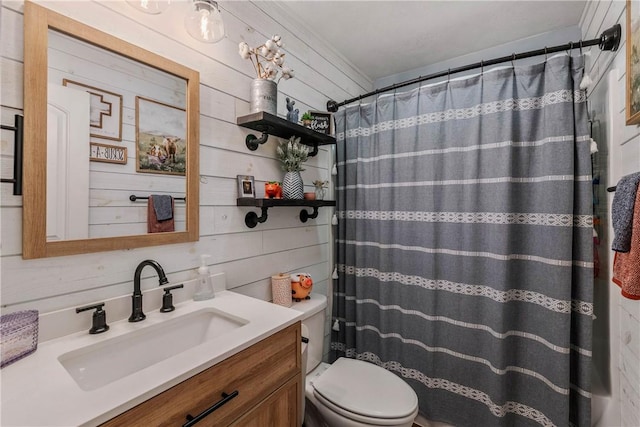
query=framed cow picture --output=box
[135,96,186,176]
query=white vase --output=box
[282,171,304,199]
[250,79,277,115]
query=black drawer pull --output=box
[183,390,239,427]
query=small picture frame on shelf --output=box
[237,175,256,198]
[307,111,334,135]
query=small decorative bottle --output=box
[313,180,327,200]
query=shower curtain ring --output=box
[447,68,451,83]
[568,41,574,56]
[480,60,484,74]
[544,47,548,61]
[579,40,583,55]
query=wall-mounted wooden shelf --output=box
[237,111,335,156]
[237,198,336,228]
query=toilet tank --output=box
[291,293,327,374]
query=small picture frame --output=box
[237,175,256,198]
[90,142,127,164]
[307,110,334,135]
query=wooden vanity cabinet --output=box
[101,322,301,427]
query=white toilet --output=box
[293,294,419,427]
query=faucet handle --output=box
[160,284,184,313]
[76,303,110,334]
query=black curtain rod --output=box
[326,24,622,112]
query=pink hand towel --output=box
[613,187,640,300]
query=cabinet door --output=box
[231,375,301,427]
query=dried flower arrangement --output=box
[313,180,328,189]
[276,136,309,172]
[238,35,295,82]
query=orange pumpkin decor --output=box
[265,181,282,199]
[291,273,313,301]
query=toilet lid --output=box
[312,357,418,419]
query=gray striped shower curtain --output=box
[330,55,593,427]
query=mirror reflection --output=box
[47,29,187,241]
[23,1,199,259]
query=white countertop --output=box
[1,291,303,426]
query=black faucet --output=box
[129,259,169,322]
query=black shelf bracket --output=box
[246,132,269,151]
[245,206,269,228]
[308,142,319,157]
[300,206,319,222]
[1,115,24,196]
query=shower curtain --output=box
[330,55,593,427]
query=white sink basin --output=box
[58,308,248,391]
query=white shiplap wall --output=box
[0,0,371,361]
[580,1,640,426]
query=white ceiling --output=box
[276,0,587,81]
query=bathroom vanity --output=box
[101,323,301,426]
[0,291,303,426]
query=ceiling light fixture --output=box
[184,0,225,43]
[126,0,171,15]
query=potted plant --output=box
[238,36,295,115]
[312,180,328,200]
[301,112,313,128]
[276,136,309,199]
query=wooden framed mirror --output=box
[23,2,200,259]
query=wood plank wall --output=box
[0,0,372,361]
[580,1,640,425]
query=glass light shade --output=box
[126,0,171,14]
[184,0,225,43]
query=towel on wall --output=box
[152,194,173,221]
[148,195,175,233]
[611,172,640,252]
[613,186,640,300]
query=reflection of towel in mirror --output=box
[152,195,173,221]
[613,186,640,300]
[148,195,174,233]
[611,172,640,252]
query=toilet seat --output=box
[311,358,418,424]
[313,389,419,426]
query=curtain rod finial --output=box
[327,99,339,112]
[600,24,621,52]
